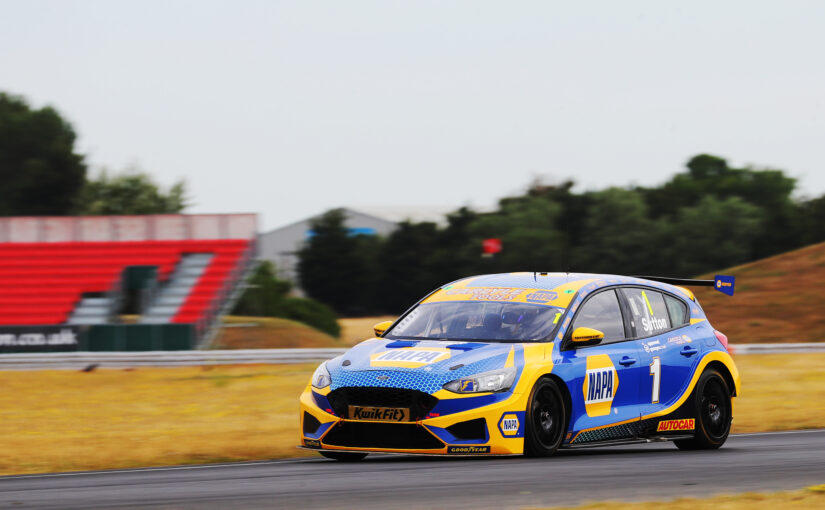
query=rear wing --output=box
[634,274,735,296]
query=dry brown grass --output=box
[0,364,317,475]
[211,316,342,349]
[544,486,825,510]
[731,353,825,433]
[339,316,395,345]
[693,241,825,343]
[208,315,394,349]
[0,353,821,476]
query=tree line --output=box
[0,92,186,216]
[298,154,825,316]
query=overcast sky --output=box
[2,1,824,230]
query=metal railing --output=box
[0,344,823,371]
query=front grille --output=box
[303,412,321,435]
[447,418,487,440]
[323,422,445,450]
[327,387,438,420]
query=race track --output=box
[2,430,824,509]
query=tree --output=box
[232,260,340,337]
[574,188,665,275]
[76,169,187,215]
[641,154,801,259]
[471,195,566,273]
[800,195,825,245]
[298,209,379,315]
[667,196,764,276]
[377,221,441,313]
[232,261,292,317]
[0,92,87,215]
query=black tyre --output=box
[524,377,567,457]
[674,368,732,450]
[319,451,368,462]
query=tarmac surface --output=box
[2,430,824,509]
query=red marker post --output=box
[482,238,502,258]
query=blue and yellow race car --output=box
[299,272,739,460]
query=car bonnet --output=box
[326,339,521,393]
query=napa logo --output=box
[583,354,619,417]
[498,412,523,437]
[370,347,451,368]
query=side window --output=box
[664,295,689,328]
[622,288,671,337]
[570,290,626,344]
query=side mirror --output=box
[373,320,393,337]
[571,327,605,347]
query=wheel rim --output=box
[531,386,562,449]
[700,378,729,440]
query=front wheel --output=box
[320,451,368,462]
[674,368,732,450]
[524,377,567,457]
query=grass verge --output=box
[544,486,825,509]
[339,316,395,345]
[0,353,821,476]
[211,316,342,348]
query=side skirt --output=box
[561,434,694,449]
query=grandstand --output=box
[0,214,256,352]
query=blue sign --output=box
[714,274,735,296]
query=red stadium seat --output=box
[0,239,250,326]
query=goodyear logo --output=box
[447,445,491,454]
[657,418,695,432]
[370,348,450,368]
[498,413,521,437]
[583,354,619,417]
[525,291,558,303]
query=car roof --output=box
[423,272,696,309]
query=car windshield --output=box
[385,301,564,342]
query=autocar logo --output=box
[376,375,390,381]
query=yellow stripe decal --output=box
[504,346,515,368]
[642,290,654,315]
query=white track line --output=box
[4,429,824,481]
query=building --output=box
[258,208,397,288]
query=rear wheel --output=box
[674,368,732,450]
[319,451,368,462]
[524,377,567,457]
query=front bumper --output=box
[299,384,530,455]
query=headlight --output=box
[443,366,516,394]
[311,362,331,389]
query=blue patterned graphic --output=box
[328,351,509,394]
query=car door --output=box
[561,289,647,436]
[620,287,699,416]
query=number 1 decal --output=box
[650,356,661,404]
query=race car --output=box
[299,272,739,460]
